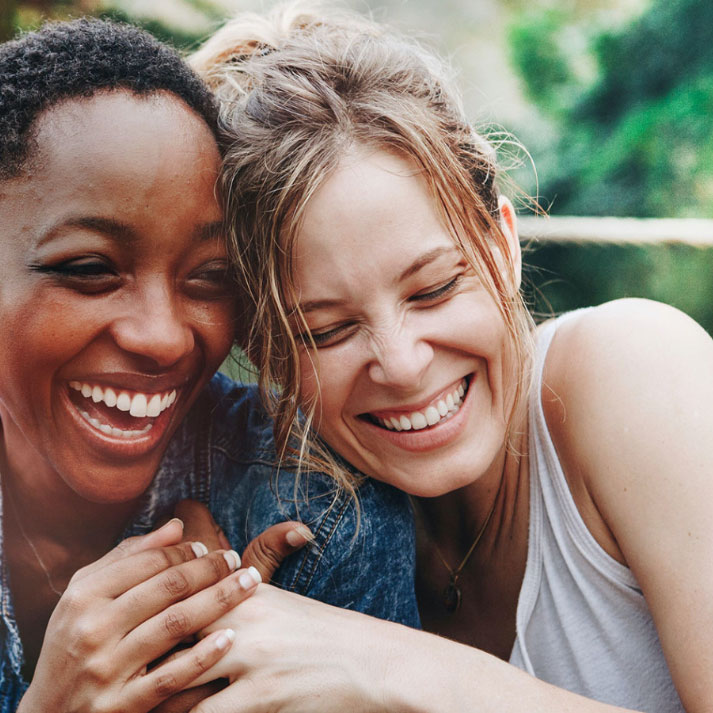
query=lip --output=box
[356,374,475,453]
[364,376,467,419]
[65,371,191,394]
[59,376,192,459]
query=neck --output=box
[1,432,138,575]
[415,417,529,564]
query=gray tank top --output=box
[509,313,684,712]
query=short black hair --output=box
[0,17,218,179]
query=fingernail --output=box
[191,541,209,558]
[286,525,313,546]
[215,628,236,650]
[163,517,184,531]
[223,550,241,571]
[238,566,262,589]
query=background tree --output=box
[509,0,713,333]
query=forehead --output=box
[293,148,458,276]
[28,90,218,181]
[0,91,221,248]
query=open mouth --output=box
[365,376,470,432]
[68,381,178,440]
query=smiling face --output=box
[0,91,234,504]
[290,148,521,497]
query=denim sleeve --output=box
[204,374,421,629]
[257,474,420,627]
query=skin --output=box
[0,90,258,712]
[188,147,713,712]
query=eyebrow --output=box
[293,246,460,315]
[194,221,225,243]
[36,216,137,248]
[296,297,349,315]
[397,246,460,282]
[36,217,224,247]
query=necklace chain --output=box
[4,483,64,598]
[412,481,500,614]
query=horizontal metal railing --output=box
[517,216,713,246]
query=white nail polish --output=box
[248,565,262,584]
[223,550,241,571]
[191,542,209,558]
[215,628,236,650]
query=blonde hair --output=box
[192,2,534,495]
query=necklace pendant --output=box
[443,579,462,613]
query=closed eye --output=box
[30,257,120,294]
[185,260,232,300]
[410,276,460,303]
[300,322,358,348]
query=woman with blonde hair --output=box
[184,4,713,711]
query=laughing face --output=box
[290,148,520,497]
[0,91,234,504]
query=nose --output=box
[110,283,195,369]
[366,322,434,389]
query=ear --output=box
[497,195,521,291]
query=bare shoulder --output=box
[539,305,713,711]
[541,298,713,562]
[543,297,713,430]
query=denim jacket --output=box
[0,373,419,710]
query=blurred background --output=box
[3,0,713,337]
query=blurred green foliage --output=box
[509,0,713,333]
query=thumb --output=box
[242,522,313,582]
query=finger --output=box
[242,522,313,582]
[115,549,242,630]
[149,680,227,713]
[74,541,213,600]
[189,678,254,713]
[123,567,260,665]
[175,500,229,551]
[72,519,186,583]
[129,629,235,711]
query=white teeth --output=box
[425,406,441,426]
[373,378,470,434]
[69,381,179,419]
[129,393,148,418]
[78,409,154,438]
[410,412,427,430]
[146,394,162,418]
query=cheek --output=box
[192,301,236,366]
[297,349,353,429]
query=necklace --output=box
[4,483,64,599]
[413,485,500,614]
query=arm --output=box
[543,298,713,713]
[188,584,632,713]
[187,300,713,713]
